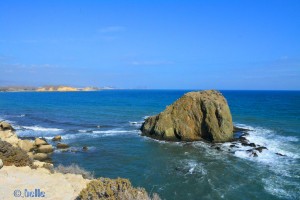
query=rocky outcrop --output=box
[0,122,158,200]
[35,138,47,146]
[0,122,54,161]
[141,90,234,142]
[0,121,14,131]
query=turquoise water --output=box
[0,90,299,200]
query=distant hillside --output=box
[0,86,37,92]
[36,86,78,92]
[0,85,109,92]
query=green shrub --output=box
[77,177,161,200]
[0,140,33,167]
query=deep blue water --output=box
[0,90,299,200]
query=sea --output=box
[0,90,299,200]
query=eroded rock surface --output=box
[141,90,233,142]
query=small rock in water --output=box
[215,147,221,151]
[252,152,258,157]
[239,136,248,141]
[241,142,249,146]
[56,143,69,149]
[276,152,286,156]
[82,146,88,151]
[230,144,236,148]
[249,143,256,147]
[255,146,267,153]
[234,126,250,132]
[52,135,62,141]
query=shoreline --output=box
[0,121,159,200]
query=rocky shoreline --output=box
[0,121,160,200]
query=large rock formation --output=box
[141,90,234,142]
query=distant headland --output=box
[0,85,115,92]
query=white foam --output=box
[233,124,299,160]
[93,130,130,134]
[262,176,299,199]
[188,160,197,174]
[230,123,300,198]
[22,125,63,132]
[46,129,140,139]
[129,121,143,127]
[183,159,207,175]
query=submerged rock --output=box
[255,146,267,153]
[56,143,69,149]
[82,146,88,151]
[141,90,234,142]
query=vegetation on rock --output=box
[0,140,33,167]
[77,177,160,200]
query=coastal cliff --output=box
[141,90,234,142]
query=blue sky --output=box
[0,0,299,89]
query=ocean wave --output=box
[92,129,140,137]
[14,125,64,138]
[232,124,299,160]
[22,125,63,132]
[228,123,300,199]
[48,129,141,140]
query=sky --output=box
[0,0,299,90]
